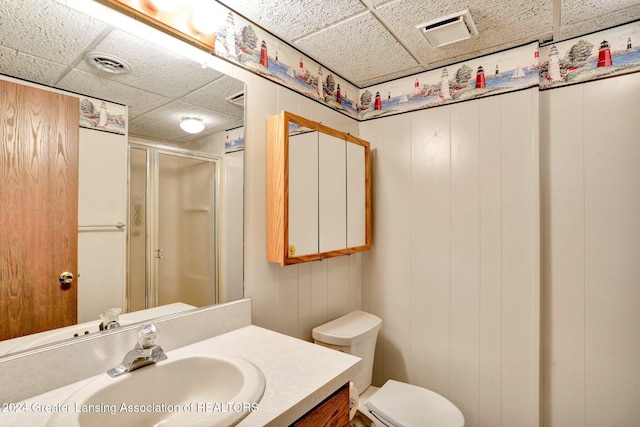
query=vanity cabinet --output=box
[291,383,350,426]
[267,111,371,266]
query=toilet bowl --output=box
[312,311,464,427]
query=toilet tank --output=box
[312,311,382,393]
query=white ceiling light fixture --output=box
[180,117,205,134]
[416,9,479,48]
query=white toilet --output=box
[313,310,465,427]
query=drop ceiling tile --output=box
[376,0,552,71]
[128,115,187,141]
[182,75,245,118]
[0,47,68,86]
[294,12,420,87]
[561,0,639,27]
[217,0,367,40]
[55,68,171,118]
[0,0,108,64]
[558,3,640,40]
[73,29,218,99]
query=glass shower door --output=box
[157,153,217,308]
[128,144,219,311]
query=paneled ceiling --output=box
[217,0,640,87]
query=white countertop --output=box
[0,325,362,426]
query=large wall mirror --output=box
[0,0,245,356]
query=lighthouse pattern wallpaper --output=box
[212,6,361,119]
[79,97,126,135]
[539,21,640,89]
[362,42,540,120]
[209,9,639,121]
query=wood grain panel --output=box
[266,114,288,263]
[291,383,349,427]
[0,80,79,340]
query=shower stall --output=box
[128,141,220,311]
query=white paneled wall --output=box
[243,73,362,340]
[237,55,638,426]
[540,73,640,427]
[361,88,540,427]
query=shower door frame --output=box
[128,139,222,311]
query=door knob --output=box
[59,272,74,285]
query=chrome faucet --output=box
[107,323,167,377]
[99,307,122,331]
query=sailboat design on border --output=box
[511,65,526,79]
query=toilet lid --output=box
[365,380,464,427]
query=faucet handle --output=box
[137,323,159,348]
[99,307,122,330]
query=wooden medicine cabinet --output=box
[267,111,371,266]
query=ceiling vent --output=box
[84,52,132,74]
[416,9,478,48]
[225,92,245,107]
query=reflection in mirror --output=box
[0,0,245,356]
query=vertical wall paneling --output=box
[477,95,503,427]
[378,112,412,385]
[540,85,586,427]
[296,262,312,339]
[582,74,640,427]
[275,264,299,338]
[326,256,351,321]
[361,113,412,386]
[361,88,540,427]
[540,72,640,427]
[407,106,451,393]
[450,99,481,426]
[244,75,279,331]
[309,260,329,329]
[499,89,539,427]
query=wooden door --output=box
[0,80,79,340]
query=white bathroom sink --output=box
[47,353,266,427]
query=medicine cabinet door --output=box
[288,130,319,258]
[318,132,347,253]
